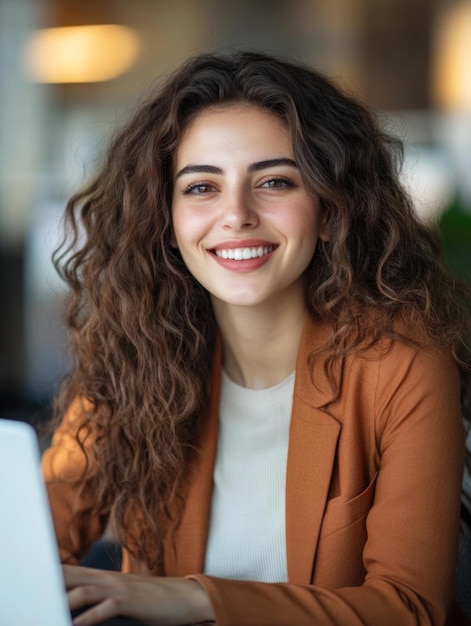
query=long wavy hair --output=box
[52,50,471,571]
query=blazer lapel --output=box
[285,318,342,584]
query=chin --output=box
[211,291,268,308]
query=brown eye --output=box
[183,182,217,194]
[260,176,294,189]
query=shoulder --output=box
[298,318,462,439]
[42,397,98,482]
[366,336,460,402]
[297,316,460,410]
[303,316,459,394]
[345,337,462,452]
[342,332,460,406]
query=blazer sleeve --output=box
[189,345,465,626]
[41,397,107,564]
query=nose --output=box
[221,189,258,230]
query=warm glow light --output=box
[433,2,471,109]
[23,24,140,83]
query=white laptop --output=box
[0,418,147,626]
[0,417,72,626]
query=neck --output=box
[211,285,308,389]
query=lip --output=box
[210,238,276,251]
[208,239,278,273]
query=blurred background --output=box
[1,0,471,424]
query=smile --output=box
[213,246,274,260]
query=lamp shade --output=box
[433,1,471,110]
[23,24,140,83]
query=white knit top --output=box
[203,369,295,582]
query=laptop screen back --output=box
[0,418,71,626]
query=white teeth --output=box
[215,246,273,260]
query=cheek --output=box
[172,210,206,250]
[281,205,319,239]
[170,212,183,247]
[171,207,189,245]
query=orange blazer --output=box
[43,319,465,626]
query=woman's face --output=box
[171,104,329,311]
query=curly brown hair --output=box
[52,50,471,571]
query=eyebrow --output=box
[174,158,298,179]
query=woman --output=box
[43,50,471,626]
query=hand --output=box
[64,564,215,626]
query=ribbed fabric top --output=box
[203,369,295,582]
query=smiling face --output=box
[171,104,329,313]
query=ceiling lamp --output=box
[23,24,140,83]
[432,1,471,110]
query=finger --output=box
[63,565,116,589]
[62,564,86,581]
[72,598,122,626]
[67,584,116,611]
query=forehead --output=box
[175,104,292,162]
